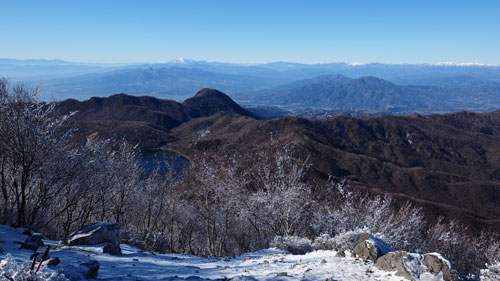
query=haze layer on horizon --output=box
[1,0,499,65]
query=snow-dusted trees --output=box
[481,261,500,281]
[422,218,500,277]
[245,144,313,238]
[0,79,74,226]
[123,153,183,253]
[311,180,425,252]
[0,79,144,237]
[48,138,142,239]
[136,143,317,256]
[180,154,245,256]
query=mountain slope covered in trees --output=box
[166,110,500,233]
[55,88,500,233]
[249,74,500,113]
[56,88,260,147]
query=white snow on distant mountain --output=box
[347,62,369,66]
[434,61,497,67]
[168,57,198,64]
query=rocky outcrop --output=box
[320,231,393,262]
[352,236,382,262]
[375,251,451,281]
[422,253,452,281]
[68,222,121,255]
[375,251,413,280]
[320,231,452,280]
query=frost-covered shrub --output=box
[480,261,500,281]
[270,236,312,255]
[327,228,371,253]
[0,254,67,281]
[119,228,145,250]
[312,229,394,255]
[312,230,368,252]
[312,234,335,250]
[143,232,170,253]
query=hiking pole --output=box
[34,245,50,274]
[29,252,40,274]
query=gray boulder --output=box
[58,260,100,280]
[375,251,413,280]
[351,234,393,262]
[68,222,121,255]
[332,232,370,253]
[422,253,451,281]
[21,233,44,251]
[353,238,380,262]
[320,231,393,260]
[375,251,451,281]
[43,256,60,266]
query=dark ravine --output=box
[58,89,500,233]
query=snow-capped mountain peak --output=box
[169,57,197,64]
[434,61,491,67]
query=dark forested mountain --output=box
[57,88,260,147]
[166,109,500,233]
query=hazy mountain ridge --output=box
[249,74,500,114]
[43,66,289,100]
[3,58,500,105]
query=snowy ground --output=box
[0,225,409,281]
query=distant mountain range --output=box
[249,74,500,114]
[2,58,500,114]
[43,67,288,101]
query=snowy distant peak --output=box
[347,62,369,66]
[434,61,497,67]
[168,57,197,64]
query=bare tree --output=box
[0,79,74,226]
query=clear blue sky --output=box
[1,0,499,64]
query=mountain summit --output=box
[183,88,260,119]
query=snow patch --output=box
[0,225,444,280]
[348,62,368,66]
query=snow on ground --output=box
[0,225,409,281]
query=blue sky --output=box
[1,0,499,64]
